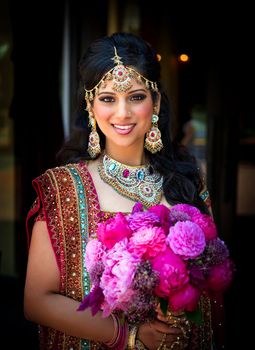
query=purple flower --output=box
[131,202,144,213]
[124,291,158,324]
[77,285,104,315]
[202,238,230,266]
[133,260,159,292]
[127,211,160,232]
[169,204,201,225]
[79,202,234,319]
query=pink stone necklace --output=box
[98,154,163,208]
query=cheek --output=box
[136,104,153,125]
[93,106,111,124]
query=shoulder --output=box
[34,161,89,184]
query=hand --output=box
[137,319,184,350]
[156,307,192,349]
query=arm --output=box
[24,220,114,343]
[24,221,179,349]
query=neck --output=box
[104,144,146,166]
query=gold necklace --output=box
[98,154,163,208]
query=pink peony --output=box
[148,204,171,234]
[85,239,106,273]
[128,226,166,259]
[206,258,234,292]
[100,239,140,316]
[80,202,234,324]
[167,221,206,259]
[168,283,201,312]
[151,247,189,297]
[97,212,132,249]
[192,213,217,240]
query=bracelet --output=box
[104,313,118,347]
[104,313,128,350]
[128,325,138,350]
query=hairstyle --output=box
[57,32,207,213]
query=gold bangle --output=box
[128,325,139,350]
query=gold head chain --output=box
[84,46,158,101]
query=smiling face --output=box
[90,79,160,164]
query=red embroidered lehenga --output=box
[26,161,223,350]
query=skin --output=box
[90,79,159,166]
[24,78,183,349]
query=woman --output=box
[24,32,222,349]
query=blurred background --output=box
[0,0,254,347]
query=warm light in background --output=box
[178,53,190,62]
[156,53,161,62]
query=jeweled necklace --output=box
[98,154,163,208]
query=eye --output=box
[130,94,147,101]
[98,96,115,103]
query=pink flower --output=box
[97,212,132,249]
[131,202,143,213]
[128,226,166,259]
[192,213,217,240]
[148,204,171,233]
[85,239,106,273]
[168,284,201,312]
[151,247,189,298]
[100,240,141,316]
[206,258,234,292]
[169,204,201,225]
[80,201,234,323]
[127,211,160,232]
[167,221,206,259]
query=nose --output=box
[115,99,131,119]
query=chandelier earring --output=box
[86,106,101,158]
[144,113,163,153]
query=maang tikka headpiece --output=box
[84,46,158,101]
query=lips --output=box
[113,124,135,135]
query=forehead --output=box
[98,78,149,94]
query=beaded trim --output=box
[84,46,158,101]
[98,154,163,208]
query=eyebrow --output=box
[97,88,147,96]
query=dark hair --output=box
[57,32,207,213]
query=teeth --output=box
[114,124,133,130]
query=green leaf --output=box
[185,308,203,325]
[159,298,168,316]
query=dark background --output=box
[0,0,253,348]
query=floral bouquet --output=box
[78,202,234,325]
